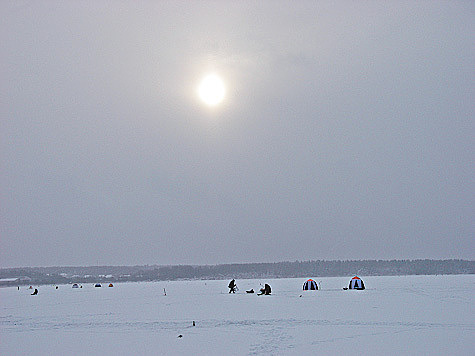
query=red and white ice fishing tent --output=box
[303,279,318,290]
[348,276,365,290]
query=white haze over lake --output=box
[1,275,474,355]
[1,1,474,267]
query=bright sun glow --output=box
[198,74,225,106]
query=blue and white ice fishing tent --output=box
[348,276,365,290]
[303,279,318,290]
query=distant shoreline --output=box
[1,259,473,287]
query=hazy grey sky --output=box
[1,1,474,268]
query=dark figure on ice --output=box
[31,288,38,295]
[228,279,237,293]
[246,289,254,294]
[258,284,271,296]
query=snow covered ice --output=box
[1,275,474,355]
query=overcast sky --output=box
[1,1,474,268]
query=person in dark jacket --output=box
[258,284,271,295]
[31,288,38,295]
[228,279,237,293]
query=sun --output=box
[198,74,225,106]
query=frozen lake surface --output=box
[1,275,474,355]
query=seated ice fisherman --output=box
[258,284,271,295]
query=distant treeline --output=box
[1,259,473,287]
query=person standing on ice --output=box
[228,279,237,293]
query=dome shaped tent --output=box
[303,279,318,290]
[348,276,365,290]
